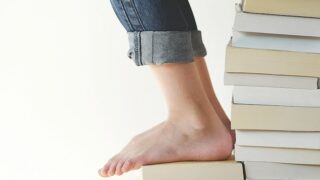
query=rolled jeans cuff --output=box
[127,30,207,66]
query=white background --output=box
[0,0,236,179]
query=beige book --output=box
[242,0,320,18]
[244,161,320,180]
[136,157,244,180]
[235,145,320,165]
[225,42,320,77]
[231,104,320,131]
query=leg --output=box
[193,57,236,143]
[100,0,233,177]
[99,62,233,177]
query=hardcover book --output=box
[236,130,320,149]
[232,31,320,54]
[244,161,320,180]
[225,42,320,77]
[224,73,319,90]
[235,145,320,165]
[136,158,244,180]
[234,4,320,37]
[231,104,320,131]
[233,86,320,107]
[242,0,320,18]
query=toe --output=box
[115,160,125,176]
[100,154,120,176]
[99,161,113,177]
[121,156,144,173]
[98,168,108,177]
[99,163,111,177]
[121,159,133,173]
[131,156,145,171]
[107,161,118,177]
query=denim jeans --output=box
[109,0,207,66]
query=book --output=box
[233,86,320,107]
[225,42,320,77]
[234,4,320,37]
[136,158,244,180]
[235,145,320,165]
[231,104,320,131]
[232,31,320,53]
[242,0,320,18]
[224,73,319,90]
[236,130,320,149]
[244,161,320,180]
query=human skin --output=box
[98,56,234,177]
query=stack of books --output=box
[136,157,244,180]
[225,1,320,179]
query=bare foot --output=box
[98,113,233,177]
[98,62,234,177]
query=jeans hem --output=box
[127,30,207,66]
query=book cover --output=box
[236,130,320,149]
[231,104,320,131]
[234,4,320,37]
[224,73,318,90]
[225,42,320,77]
[232,31,320,54]
[233,86,320,107]
[243,0,320,18]
[235,145,320,165]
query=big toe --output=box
[99,162,111,177]
[99,156,117,177]
[99,164,111,177]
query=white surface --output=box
[245,161,320,180]
[234,4,320,37]
[0,1,234,180]
[236,130,320,149]
[224,73,318,89]
[233,86,320,107]
[232,31,320,53]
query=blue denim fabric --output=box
[110,0,207,66]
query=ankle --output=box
[167,107,223,133]
[166,116,209,133]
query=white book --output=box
[233,86,320,107]
[236,130,320,149]
[233,4,320,37]
[235,145,320,165]
[232,31,320,53]
[245,161,320,180]
[224,73,318,90]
